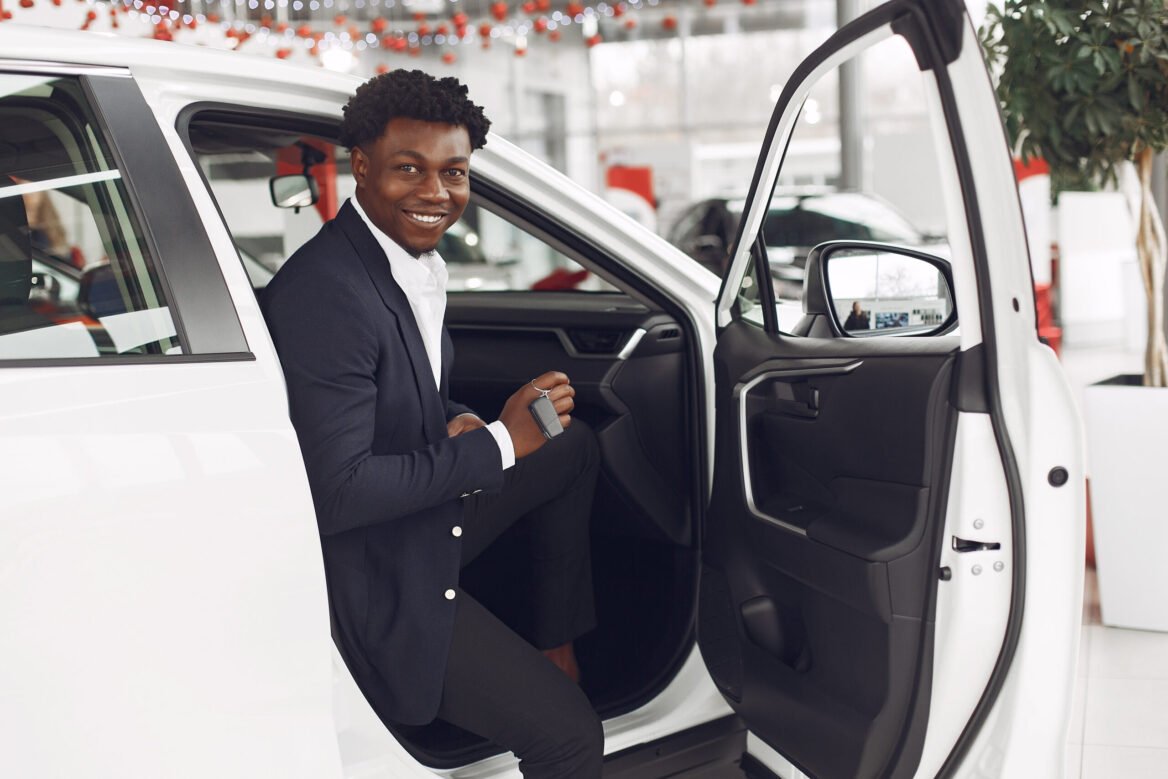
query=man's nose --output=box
[417,172,448,201]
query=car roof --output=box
[0,24,362,97]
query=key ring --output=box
[530,380,552,397]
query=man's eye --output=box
[446,169,467,178]
[399,164,419,173]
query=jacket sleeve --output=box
[265,268,503,536]
[445,399,477,422]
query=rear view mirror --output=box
[812,242,956,337]
[269,174,318,211]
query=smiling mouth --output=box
[405,211,445,225]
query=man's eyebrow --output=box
[391,149,470,165]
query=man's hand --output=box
[499,371,574,459]
[447,413,487,438]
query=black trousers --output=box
[436,420,603,779]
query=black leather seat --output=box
[0,193,43,336]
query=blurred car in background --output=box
[668,189,946,299]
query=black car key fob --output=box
[529,394,564,440]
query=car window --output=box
[452,201,616,293]
[0,74,182,359]
[187,119,613,294]
[733,32,955,336]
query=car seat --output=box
[0,192,42,335]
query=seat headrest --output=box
[0,194,32,305]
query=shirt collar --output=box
[349,196,447,289]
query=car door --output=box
[699,1,1085,778]
[0,66,342,777]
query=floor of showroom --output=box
[1061,345,1168,778]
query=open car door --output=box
[698,1,1086,777]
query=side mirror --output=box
[804,241,956,337]
[269,174,318,211]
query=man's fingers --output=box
[530,371,569,395]
[559,414,573,428]
[552,396,574,414]
[547,384,574,401]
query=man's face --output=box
[351,117,472,257]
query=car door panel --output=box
[447,291,693,546]
[703,315,959,778]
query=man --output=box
[263,70,603,778]
[844,300,870,331]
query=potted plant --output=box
[981,0,1168,630]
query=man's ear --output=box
[351,146,368,186]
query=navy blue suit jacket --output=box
[264,201,503,724]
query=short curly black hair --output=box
[338,69,491,151]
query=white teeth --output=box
[407,212,443,224]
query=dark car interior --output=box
[182,112,709,768]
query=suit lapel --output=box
[439,327,453,408]
[335,201,445,443]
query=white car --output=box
[0,1,1085,777]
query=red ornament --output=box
[371,17,387,34]
[19,0,34,8]
[661,14,677,30]
[533,17,547,33]
[703,0,716,6]
[521,1,535,13]
[417,22,431,36]
[611,3,624,16]
[296,24,312,36]
[515,45,527,56]
[585,33,601,47]
[455,24,468,38]
[413,11,426,21]
[481,39,491,49]
[452,11,468,27]
[207,13,220,22]
[624,17,636,29]
[153,22,172,41]
[408,45,422,56]
[548,28,561,41]
[741,0,755,4]
[85,8,96,19]
[479,22,493,36]
[565,2,584,17]
[442,51,456,64]
[376,63,390,74]
[333,14,346,26]
[260,14,273,28]
[52,0,63,7]
[275,48,292,59]
[537,0,550,10]
[490,1,507,21]
[347,25,359,39]
[2,10,13,19]
[276,21,288,33]
[436,22,449,35]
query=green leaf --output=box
[1129,79,1146,111]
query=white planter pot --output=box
[1083,375,1168,631]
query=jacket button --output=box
[451,526,463,538]
[444,589,456,600]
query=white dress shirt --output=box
[351,197,515,470]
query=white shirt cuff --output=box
[485,420,515,471]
